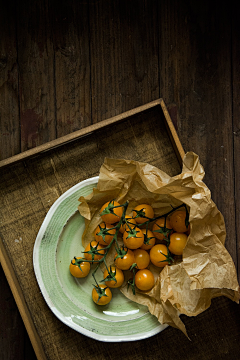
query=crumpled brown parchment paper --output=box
[78,152,239,336]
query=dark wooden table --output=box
[1,1,239,359]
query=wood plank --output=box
[0,2,20,160]
[232,5,240,279]
[0,99,170,169]
[17,0,56,152]
[159,0,237,268]
[89,0,159,122]
[49,0,91,136]
[0,4,32,359]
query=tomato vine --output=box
[70,200,190,302]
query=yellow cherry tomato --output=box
[170,210,189,233]
[100,200,123,224]
[135,269,155,291]
[84,240,105,262]
[133,249,150,269]
[119,215,137,233]
[114,247,135,270]
[140,228,156,250]
[103,266,124,288]
[152,218,172,240]
[169,232,188,255]
[94,222,116,246]
[150,244,169,267]
[69,257,91,278]
[132,204,154,224]
[123,227,144,249]
[92,284,112,305]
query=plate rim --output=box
[33,176,167,342]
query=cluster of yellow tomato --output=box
[69,200,190,305]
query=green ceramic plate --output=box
[33,176,167,341]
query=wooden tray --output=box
[0,99,184,360]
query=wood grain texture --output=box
[17,0,56,151]
[0,100,173,169]
[50,0,91,136]
[0,3,20,160]
[89,0,159,122]
[232,2,240,287]
[159,0,236,264]
[0,4,28,360]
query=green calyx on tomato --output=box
[114,246,128,260]
[153,227,172,242]
[83,242,104,261]
[125,227,141,239]
[93,284,110,303]
[102,265,117,283]
[143,232,155,245]
[160,247,174,265]
[71,256,86,270]
[164,254,174,265]
[96,223,115,241]
[100,200,121,216]
[132,208,147,220]
[153,217,172,239]
[121,216,136,232]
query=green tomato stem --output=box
[84,200,188,289]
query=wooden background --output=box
[0,0,239,359]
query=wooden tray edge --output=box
[0,240,47,360]
[160,99,185,163]
[0,98,164,169]
[0,99,184,169]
